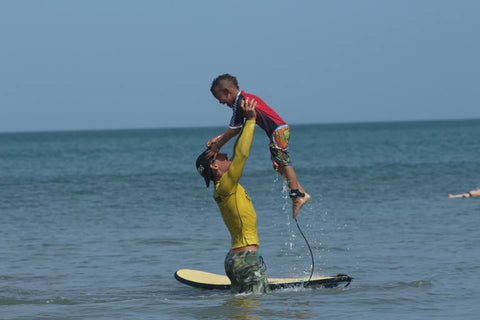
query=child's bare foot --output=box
[292,192,310,219]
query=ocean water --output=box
[1,119,479,320]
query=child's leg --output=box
[270,126,310,219]
[277,165,310,219]
[277,165,300,191]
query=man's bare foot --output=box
[292,192,310,219]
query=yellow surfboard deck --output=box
[175,269,352,290]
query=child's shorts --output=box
[224,250,269,294]
[269,125,291,170]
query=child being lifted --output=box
[205,74,310,219]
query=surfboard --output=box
[175,269,352,290]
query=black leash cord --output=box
[294,218,314,284]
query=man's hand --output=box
[241,98,257,120]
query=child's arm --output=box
[216,98,257,192]
[205,127,241,158]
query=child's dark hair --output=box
[210,74,239,93]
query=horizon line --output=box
[1,117,479,135]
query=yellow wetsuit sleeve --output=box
[216,119,255,194]
[214,119,259,248]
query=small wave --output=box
[383,280,433,289]
[136,238,189,245]
[407,280,433,288]
[322,246,350,252]
[0,297,77,306]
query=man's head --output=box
[196,150,230,188]
[210,74,240,107]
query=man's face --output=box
[211,153,231,172]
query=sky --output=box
[1,0,479,132]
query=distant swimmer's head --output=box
[210,73,240,107]
[196,149,214,188]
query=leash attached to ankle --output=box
[289,189,305,198]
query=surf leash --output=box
[294,218,314,285]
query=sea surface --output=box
[1,119,480,320]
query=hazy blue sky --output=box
[1,0,479,132]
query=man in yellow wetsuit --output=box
[196,98,269,294]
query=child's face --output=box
[212,86,236,107]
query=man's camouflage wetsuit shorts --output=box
[225,250,269,294]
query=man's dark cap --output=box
[196,149,212,188]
